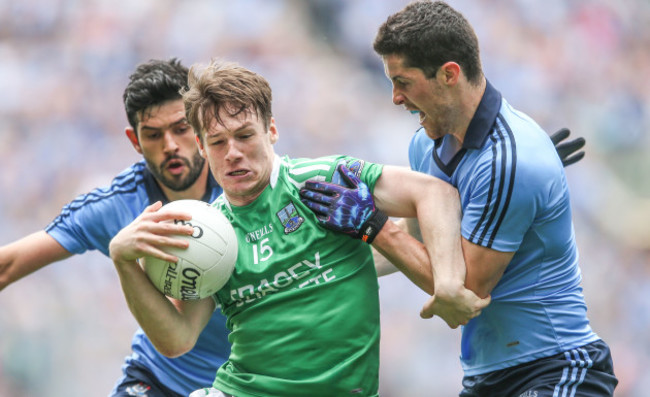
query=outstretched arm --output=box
[301,164,490,328]
[0,231,72,291]
[109,201,215,357]
[372,217,418,277]
[371,218,433,292]
[373,166,490,327]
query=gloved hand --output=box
[299,164,388,243]
[551,127,585,167]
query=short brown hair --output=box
[373,1,482,84]
[182,59,273,137]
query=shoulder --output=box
[58,161,149,217]
[92,161,148,196]
[408,128,434,170]
[408,128,433,154]
[466,103,565,205]
[281,155,341,184]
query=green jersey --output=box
[211,155,382,397]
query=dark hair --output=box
[182,59,273,137]
[123,58,189,130]
[373,0,482,84]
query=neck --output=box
[225,184,268,207]
[452,77,486,145]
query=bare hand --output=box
[109,201,195,267]
[420,282,491,328]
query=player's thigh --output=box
[109,362,184,397]
[460,340,617,397]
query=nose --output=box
[162,131,179,154]
[224,140,243,162]
[392,86,405,106]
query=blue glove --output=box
[300,164,388,243]
[551,128,585,167]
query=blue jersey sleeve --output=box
[461,117,567,253]
[47,192,144,256]
[408,128,428,172]
[45,164,149,256]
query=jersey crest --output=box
[276,201,304,234]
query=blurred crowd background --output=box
[1,0,648,396]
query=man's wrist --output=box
[359,210,388,244]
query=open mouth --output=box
[229,170,247,176]
[410,110,427,124]
[165,159,186,174]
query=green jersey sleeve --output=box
[282,155,384,192]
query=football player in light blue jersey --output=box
[304,1,617,396]
[0,59,230,396]
[376,2,617,396]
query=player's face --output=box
[383,54,455,140]
[134,100,206,192]
[198,108,278,206]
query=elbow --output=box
[158,347,190,359]
[153,337,196,358]
[421,179,460,214]
[465,276,497,299]
[439,181,460,204]
[468,284,491,300]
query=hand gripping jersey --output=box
[211,155,382,397]
[408,81,599,376]
[46,161,230,395]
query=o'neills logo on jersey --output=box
[277,201,304,234]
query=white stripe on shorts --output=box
[552,347,593,397]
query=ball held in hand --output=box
[141,199,238,300]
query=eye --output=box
[174,123,192,134]
[395,79,408,88]
[143,131,161,140]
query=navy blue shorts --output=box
[109,361,184,397]
[460,340,618,397]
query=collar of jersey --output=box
[462,79,502,150]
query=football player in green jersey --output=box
[108,59,490,397]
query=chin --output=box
[424,128,443,140]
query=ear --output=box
[195,134,207,158]
[125,127,143,154]
[440,61,461,86]
[268,118,279,144]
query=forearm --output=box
[0,231,71,291]
[113,258,198,357]
[372,220,434,294]
[373,168,465,289]
[372,246,399,277]
[416,180,466,289]
[373,217,417,278]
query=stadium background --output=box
[0,0,648,395]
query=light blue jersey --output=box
[46,161,230,395]
[409,81,599,376]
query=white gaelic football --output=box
[141,199,238,300]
